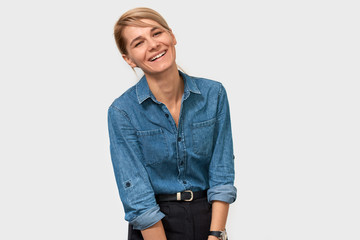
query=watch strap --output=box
[209,231,222,238]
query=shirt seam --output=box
[109,105,133,126]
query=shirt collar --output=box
[136,70,201,104]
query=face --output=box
[122,19,177,75]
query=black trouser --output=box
[128,196,212,240]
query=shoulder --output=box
[108,84,138,113]
[190,74,222,87]
[186,73,225,95]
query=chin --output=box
[146,62,177,75]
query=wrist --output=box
[208,229,228,240]
[208,236,220,240]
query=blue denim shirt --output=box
[108,71,237,230]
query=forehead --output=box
[123,19,163,44]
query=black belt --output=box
[156,190,207,202]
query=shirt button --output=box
[180,161,184,166]
[183,180,187,184]
[165,113,169,118]
[177,137,182,142]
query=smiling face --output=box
[122,19,177,76]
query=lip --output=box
[148,50,167,62]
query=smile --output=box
[149,51,166,62]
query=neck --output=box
[144,65,184,106]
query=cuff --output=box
[129,205,165,230]
[207,184,237,204]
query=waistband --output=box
[156,190,207,202]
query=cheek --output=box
[159,35,174,46]
[130,49,145,61]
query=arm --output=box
[207,84,237,238]
[208,201,230,240]
[141,221,167,240]
[108,106,165,231]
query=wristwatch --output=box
[209,229,228,240]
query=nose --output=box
[148,38,160,50]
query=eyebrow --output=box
[129,26,160,46]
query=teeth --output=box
[150,51,166,61]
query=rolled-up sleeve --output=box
[207,84,237,204]
[108,105,165,230]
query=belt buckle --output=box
[184,190,193,201]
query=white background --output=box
[1,0,359,239]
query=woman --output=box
[108,7,236,240]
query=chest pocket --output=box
[136,128,169,166]
[192,118,217,157]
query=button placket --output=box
[161,105,177,133]
[174,94,189,187]
[176,121,188,188]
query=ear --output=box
[122,54,137,68]
[168,28,177,45]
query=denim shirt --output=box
[107,71,237,230]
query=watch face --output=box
[221,231,228,240]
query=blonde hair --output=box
[114,7,171,55]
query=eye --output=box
[134,41,143,47]
[153,31,162,37]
